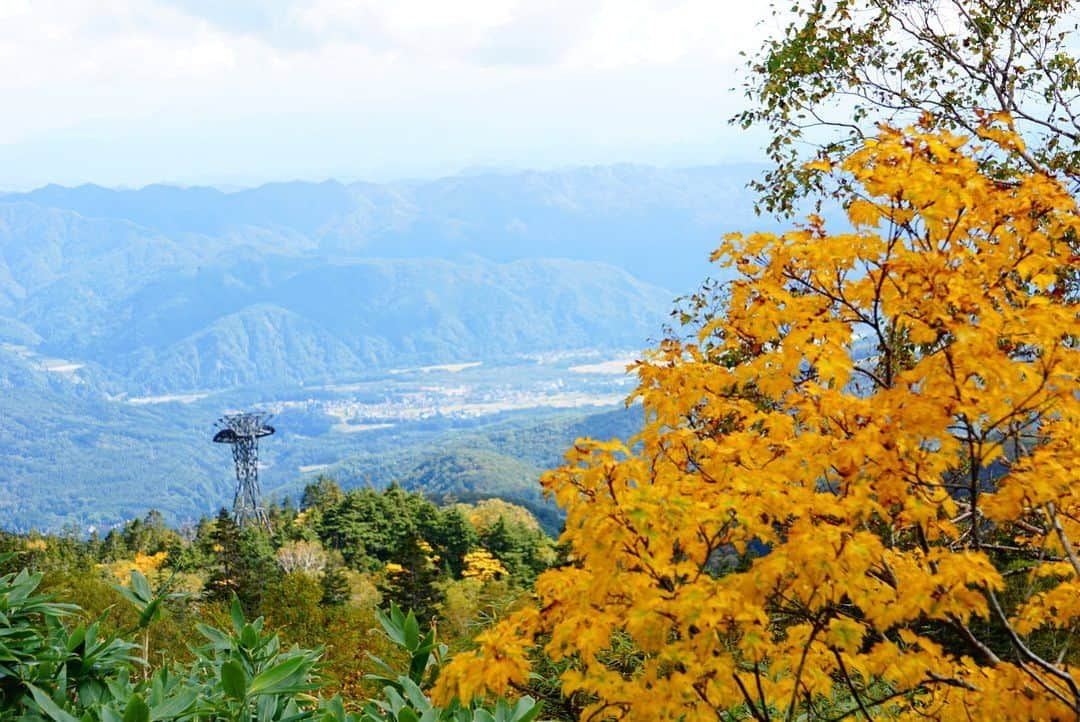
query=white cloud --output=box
[566,0,764,69]
[293,0,518,53]
[0,0,773,187]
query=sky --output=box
[0,1,778,189]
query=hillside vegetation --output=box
[7,1,1080,718]
[0,481,555,720]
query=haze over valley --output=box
[0,164,763,531]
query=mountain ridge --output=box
[0,165,746,531]
[2,163,771,291]
[0,165,763,394]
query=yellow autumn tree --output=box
[462,548,509,582]
[434,122,1080,720]
[106,551,168,583]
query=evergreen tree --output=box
[480,517,545,583]
[320,564,351,606]
[378,532,444,625]
[431,507,479,577]
[300,477,343,511]
[204,509,243,603]
[121,510,176,555]
[100,529,128,562]
[203,510,277,611]
[318,491,378,568]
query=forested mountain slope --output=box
[0,165,731,531]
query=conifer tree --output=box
[204,508,243,603]
[379,532,444,626]
[320,564,351,606]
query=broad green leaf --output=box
[149,689,198,720]
[399,677,429,710]
[138,598,163,628]
[321,695,347,722]
[249,655,307,695]
[27,684,81,722]
[376,608,406,646]
[240,623,259,649]
[403,612,420,651]
[65,624,86,652]
[196,623,231,646]
[123,694,150,722]
[230,596,246,634]
[221,659,248,700]
[396,708,420,722]
[130,571,152,603]
[508,698,540,722]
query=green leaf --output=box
[403,612,420,651]
[111,583,144,610]
[230,596,246,634]
[390,603,406,629]
[249,655,307,695]
[196,623,231,646]
[510,698,541,722]
[65,624,87,652]
[123,694,151,722]
[221,659,248,700]
[256,693,278,721]
[407,650,430,686]
[148,689,198,720]
[376,608,406,646]
[240,623,259,650]
[137,598,163,629]
[27,684,81,722]
[130,571,153,603]
[321,696,347,722]
[398,677,429,711]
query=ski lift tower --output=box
[213,412,275,529]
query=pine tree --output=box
[320,564,351,606]
[431,507,479,577]
[378,532,444,625]
[204,509,242,603]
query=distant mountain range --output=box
[3,163,767,287]
[0,163,768,531]
[0,164,770,394]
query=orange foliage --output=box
[434,124,1080,719]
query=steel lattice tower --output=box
[213,412,275,529]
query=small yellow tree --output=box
[462,548,509,583]
[106,551,168,582]
[434,123,1080,720]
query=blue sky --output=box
[0,1,776,189]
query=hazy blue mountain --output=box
[5,180,353,237]
[4,164,770,291]
[0,164,761,531]
[0,170,692,394]
[1,238,671,394]
[118,255,669,392]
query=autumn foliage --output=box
[433,124,1080,719]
